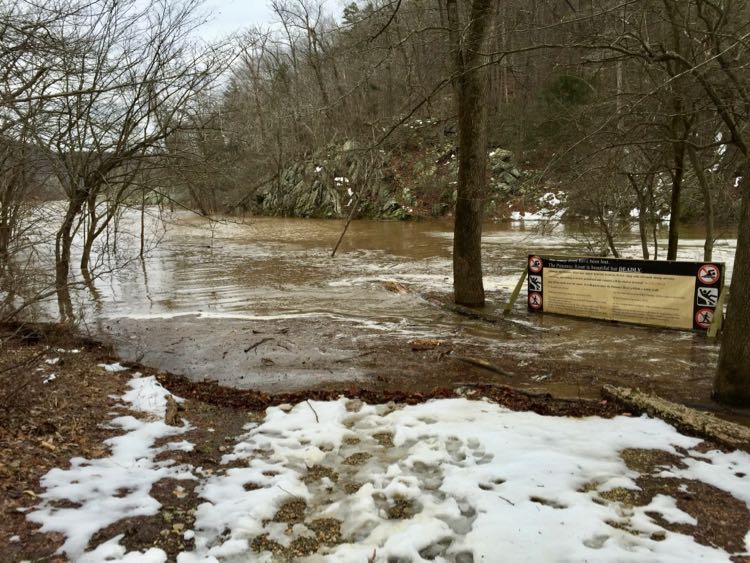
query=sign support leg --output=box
[708,279,727,338]
[504,266,528,315]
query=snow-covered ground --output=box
[28,368,750,562]
[28,371,194,562]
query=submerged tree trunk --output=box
[638,215,650,260]
[0,206,14,277]
[667,142,685,261]
[80,191,97,275]
[627,174,651,260]
[55,201,83,322]
[686,146,715,261]
[140,189,146,259]
[598,213,620,258]
[714,171,750,406]
[448,0,494,307]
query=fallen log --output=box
[420,295,540,333]
[451,354,514,377]
[602,385,750,451]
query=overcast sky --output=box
[200,1,274,37]
[199,1,342,38]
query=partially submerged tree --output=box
[588,0,750,404]
[446,0,495,307]
[3,0,228,320]
[0,0,84,320]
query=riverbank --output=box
[2,324,750,561]
[97,297,749,425]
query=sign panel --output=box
[527,256,724,331]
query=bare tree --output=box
[0,0,86,321]
[4,0,229,320]
[581,0,750,404]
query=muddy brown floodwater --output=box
[35,211,747,421]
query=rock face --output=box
[252,130,526,219]
[488,148,522,194]
[255,142,393,219]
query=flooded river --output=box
[40,211,741,412]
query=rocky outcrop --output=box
[252,131,527,219]
[255,142,394,219]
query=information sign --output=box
[527,256,725,331]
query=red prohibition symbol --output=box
[529,256,543,274]
[695,308,714,329]
[528,292,543,310]
[697,264,720,285]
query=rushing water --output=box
[69,212,738,318]
[29,210,740,408]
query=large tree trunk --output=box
[714,172,750,406]
[448,0,494,307]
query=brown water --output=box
[40,211,743,414]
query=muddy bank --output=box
[94,309,750,427]
[2,324,750,563]
[0,323,622,561]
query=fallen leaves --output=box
[409,338,446,351]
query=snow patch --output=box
[667,448,750,505]
[637,494,697,525]
[24,378,750,562]
[122,375,182,419]
[28,375,193,560]
[99,362,129,372]
[78,535,167,562]
[539,192,562,207]
[179,398,746,562]
[510,210,546,222]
